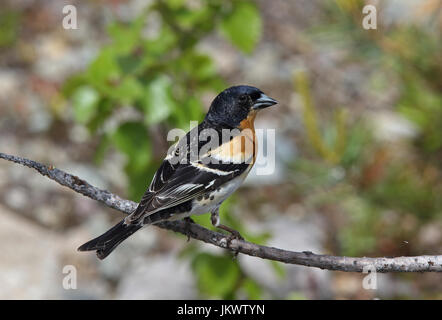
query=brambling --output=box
[78,85,277,259]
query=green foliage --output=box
[64,0,262,201]
[141,76,177,125]
[191,253,241,298]
[0,10,20,48]
[242,278,263,299]
[181,197,273,299]
[111,122,152,171]
[314,3,442,160]
[338,123,372,169]
[392,28,442,155]
[291,1,442,259]
[71,86,100,124]
[220,1,262,54]
[65,0,266,298]
[188,250,267,299]
[294,71,348,165]
[365,164,442,221]
[111,121,154,200]
[338,196,379,256]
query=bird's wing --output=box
[126,121,256,224]
[126,159,249,223]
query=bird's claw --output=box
[226,231,244,258]
[228,231,244,242]
[183,217,195,242]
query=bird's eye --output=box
[239,94,248,103]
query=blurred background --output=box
[0,0,441,299]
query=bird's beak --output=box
[252,93,278,110]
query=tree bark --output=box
[1,152,441,273]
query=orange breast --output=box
[238,111,257,164]
[208,111,257,164]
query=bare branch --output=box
[1,152,441,272]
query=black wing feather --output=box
[126,123,250,224]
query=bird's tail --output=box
[77,220,142,260]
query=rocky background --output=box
[0,0,441,299]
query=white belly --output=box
[190,175,246,215]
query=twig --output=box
[1,152,441,272]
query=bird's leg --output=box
[210,208,244,249]
[183,216,195,242]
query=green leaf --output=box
[86,48,120,89]
[141,77,176,125]
[191,253,240,298]
[87,98,113,133]
[125,165,157,201]
[242,278,262,299]
[191,214,212,229]
[220,1,262,54]
[61,74,88,97]
[111,122,151,172]
[71,86,100,124]
[110,77,144,104]
[107,14,146,53]
[144,27,178,57]
[185,96,204,122]
[0,11,20,48]
[116,54,143,75]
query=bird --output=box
[78,85,278,259]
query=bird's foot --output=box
[184,217,195,242]
[216,225,244,258]
[226,229,244,243]
[228,232,244,259]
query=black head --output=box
[205,85,278,128]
